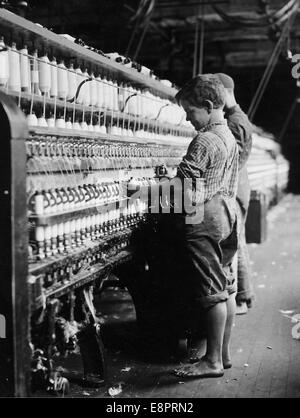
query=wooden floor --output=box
[64,194,300,398]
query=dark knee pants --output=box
[167,194,238,311]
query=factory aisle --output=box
[69,194,300,398]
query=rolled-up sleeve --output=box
[177,136,211,179]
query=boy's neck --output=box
[209,109,225,124]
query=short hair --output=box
[175,74,226,109]
[215,73,235,90]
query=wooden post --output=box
[0,91,30,397]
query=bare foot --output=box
[222,349,232,369]
[222,357,232,369]
[189,355,232,369]
[174,357,224,378]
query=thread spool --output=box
[51,224,58,255]
[0,36,9,87]
[8,42,21,92]
[81,216,87,241]
[75,217,82,246]
[95,213,100,236]
[70,219,76,248]
[27,112,38,126]
[82,68,91,107]
[128,86,136,115]
[44,225,52,257]
[65,117,73,129]
[73,119,81,130]
[143,90,150,118]
[113,80,119,112]
[67,62,77,100]
[39,53,51,95]
[43,190,51,215]
[63,221,71,251]
[35,226,45,259]
[56,115,66,129]
[57,60,68,100]
[122,83,130,114]
[50,57,58,97]
[37,116,48,127]
[90,72,98,106]
[99,124,107,134]
[60,188,69,212]
[57,223,64,253]
[108,80,115,110]
[109,124,119,136]
[96,75,103,108]
[102,76,109,109]
[20,45,30,92]
[80,120,88,131]
[27,59,31,93]
[34,191,44,215]
[118,82,125,111]
[46,114,55,128]
[31,49,40,94]
[75,66,84,104]
[48,189,57,214]
[137,89,143,117]
[93,124,100,133]
[86,215,92,238]
[90,214,96,240]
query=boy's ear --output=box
[203,100,214,113]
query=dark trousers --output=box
[236,202,255,304]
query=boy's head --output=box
[215,73,237,109]
[175,74,226,130]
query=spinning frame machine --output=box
[0,8,289,397]
[0,8,194,396]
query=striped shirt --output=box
[177,121,239,203]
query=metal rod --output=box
[193,19,199,77]
[198,0,205,74]
[133,15,152,61]
[279,99,298,142]
[126,2,145,56]
[157,1,229,7]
